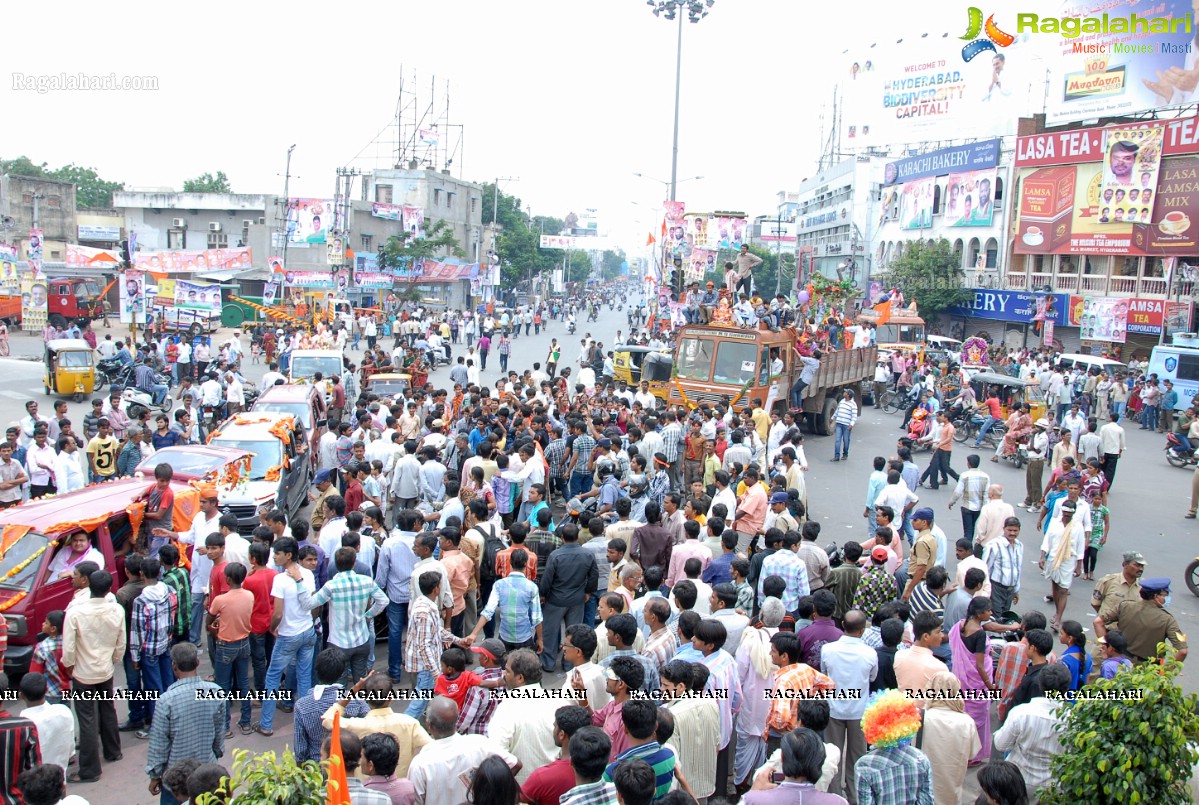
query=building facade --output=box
[794,157,881,287]
[0,174,78,262]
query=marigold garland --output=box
[861,689,922,749]
[4,545,45,579]
[729,376,754,408]
[0,592,27,612]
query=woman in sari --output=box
[733,598,785,786]
[0,320,10,358]
[948,595,997,766]
[996,402,1032,461]
[921,671,982,805]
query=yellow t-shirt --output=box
[86,435,119,478]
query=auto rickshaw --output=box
[967,371,1046,422]
[613,344,670,386]
[44,338,96,402]
[642,351,674,407]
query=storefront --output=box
[944,288,1074,351]
[1009,118,1199,357]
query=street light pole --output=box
[670,9,683,202]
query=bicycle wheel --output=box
[883,392,901,414]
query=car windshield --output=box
[713,341,758,386]
[57,350,93,367]
[291,356,342,379]
[138,447,245,478]
[209,439,281,481]
[0,532,50,590]
[74,281,101,298]
[253,401,311,429]
[876,324,925,344]
[676,337,714,382]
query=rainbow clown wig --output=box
[861,689,922,749]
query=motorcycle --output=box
[95,357,125,391]
[122,383,174,420]
[952,413,1006,448]
[997,434,1030,469]
[1187,555,1199,597]
[1166,432,1199,468]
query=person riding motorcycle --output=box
[132,355,169,407]
[945,382,977,421]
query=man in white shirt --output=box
[409,696,519,805]
[225,371,245,414]
[974,484,1016,548]
[260,363,286,392]
[634,381,657,410]
[820,610,878,804]
[1098,412,1126,491]
[487,648,559,785]
[53,437,85,494]
[994,663,1069,798]
[19,670,75,771]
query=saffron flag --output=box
[327,711,351,805]
[872,300,892,327]
[646,231,656,246]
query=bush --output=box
[1040,648,1199,805]
[194,748,326,805]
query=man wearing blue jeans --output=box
[406,571,461,720]
[376,510,420,681]
[831,389,859,462]
[255,537,317,736]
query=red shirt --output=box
[241,567,278,634]
[984,397,1002,418]
[520,757,575,805]
[433,670,482,709]
[333,384,346,408]
[208,560,230,606]
[344,479,364,513]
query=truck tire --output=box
[189,322,204,339]
[812,395,837,436]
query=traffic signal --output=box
[671,256,683,297]
[119,239,131,267]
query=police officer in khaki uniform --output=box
[1091,551,1145,665]
[1107,577,1188,663]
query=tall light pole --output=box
[647,0,714,201]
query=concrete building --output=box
[794,156,882,285]
[0,174,78,262]
[361,168,484,263]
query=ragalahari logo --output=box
[960,7,1015,62]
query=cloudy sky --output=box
[4,0,1022,254]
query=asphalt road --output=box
[4,303,1196,803]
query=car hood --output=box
[219,479,279,507]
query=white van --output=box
[1055,353,1127,377]
[1146,335,1199,411]
[288,349,345,400]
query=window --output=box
[995,177,1004,201]
[375,185,393,204]
[712,341,757,386]
[434,189,442,206]
[1177,353,1199,382]
[675,337,715,382]
[21,194,32,204]
[1117,256,1140,276]
[446,192,456,209]
[207,232,228,249]
[472,197,478,213]
[984,237,998,269]
[46,196,61,209]
[168,229,185,249]
[968,238,981,268]
[49,250,60,259]
[361,234,373,250]
[933,184,942,214]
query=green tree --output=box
[378,218,465,271]
[194,748,325,804]
[182,171,232,193]
[0,156,125,208]
[873,238,970,317]
[481,183,574,287]
[1041,648,1199,805]
[601,250,626,281]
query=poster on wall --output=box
[174,280,222,313]
[401,205,425,240]
[21,276,47,332]
[900,178,934,229]
[1079,297,1128,343]
[27,229,43,280]
[65,244,121,268]
[945,168,998,226]
[285,198,332,244]
[134,248,253,272]
[0,245,17,295]
[1099,126,1165,225]
[120,270,146,324]
[354,273,393,289]
[262,281,278,306]
[1042,0,1194,125]
[371,203,403,221]
[281,271,335,289]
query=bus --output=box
[856,309,926,354]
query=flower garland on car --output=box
[4,545,46,579]
[0,592,27,612]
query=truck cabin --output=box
[669,327,789,410]
[49,278,104,320]
[856,310,926,352]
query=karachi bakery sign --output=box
[1014,118,1199,255]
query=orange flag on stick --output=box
[327,710,351,805]
[646,231,656,246]
[872,300,892,327]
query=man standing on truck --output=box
[731,245,762,297]
[790,350,822,412]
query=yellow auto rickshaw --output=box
[613,344,670,386]
[44,338,96,402]
[967,371,1047,422]
[364,372,412,400]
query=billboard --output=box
[371,203,403,221]
[708,216,748,251]
[0,245,17,294]
[839,14,1038,148]
[947,288,1070,324]
[539,235,614,251]
[285,198,332,244]
[133,247,253,273]
[1078,297,1129,343]
[900,178,935,229]
[119,270,146,325]
[1041,0,1195,125]
[1098,125,1165,225]
[1014,155,1199,255]
[944,168,999,227]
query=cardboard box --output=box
[1018,167,1076,253]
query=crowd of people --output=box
[0,287,1189,805]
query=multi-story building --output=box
[361,167,484,263]
[0,174,78,262]
[794,157,882,284]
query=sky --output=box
[1,0,1021,256]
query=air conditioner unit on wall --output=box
[209,222,222,232]
[172,218,186,228]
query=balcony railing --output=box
[1000,271,1185,297]
[1109,276,1137,295]
[1004,273,1029,290]
[1141,277,1168,295]
[1055,274,1079,291]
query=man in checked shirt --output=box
[456,638,507,735]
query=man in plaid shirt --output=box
[295,547,388,685]
[405,571,465,720]
[30,611,66,703]
[456,639,507,735]
[660,411,685,490]
[157,544,191,644]
[995,611,1056,721]
[766,632,835,736]
[544,427,569,504]
[567,423,596,499]
[129,559,179,724]
[853,547,900,619]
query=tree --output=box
[0,156,125,208]
[601,250,626,281]
[194,748,324,804]
[377,218,465,271]
[873,238,971,317]
[182,171,232,193]
[1041,649,1199,805]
